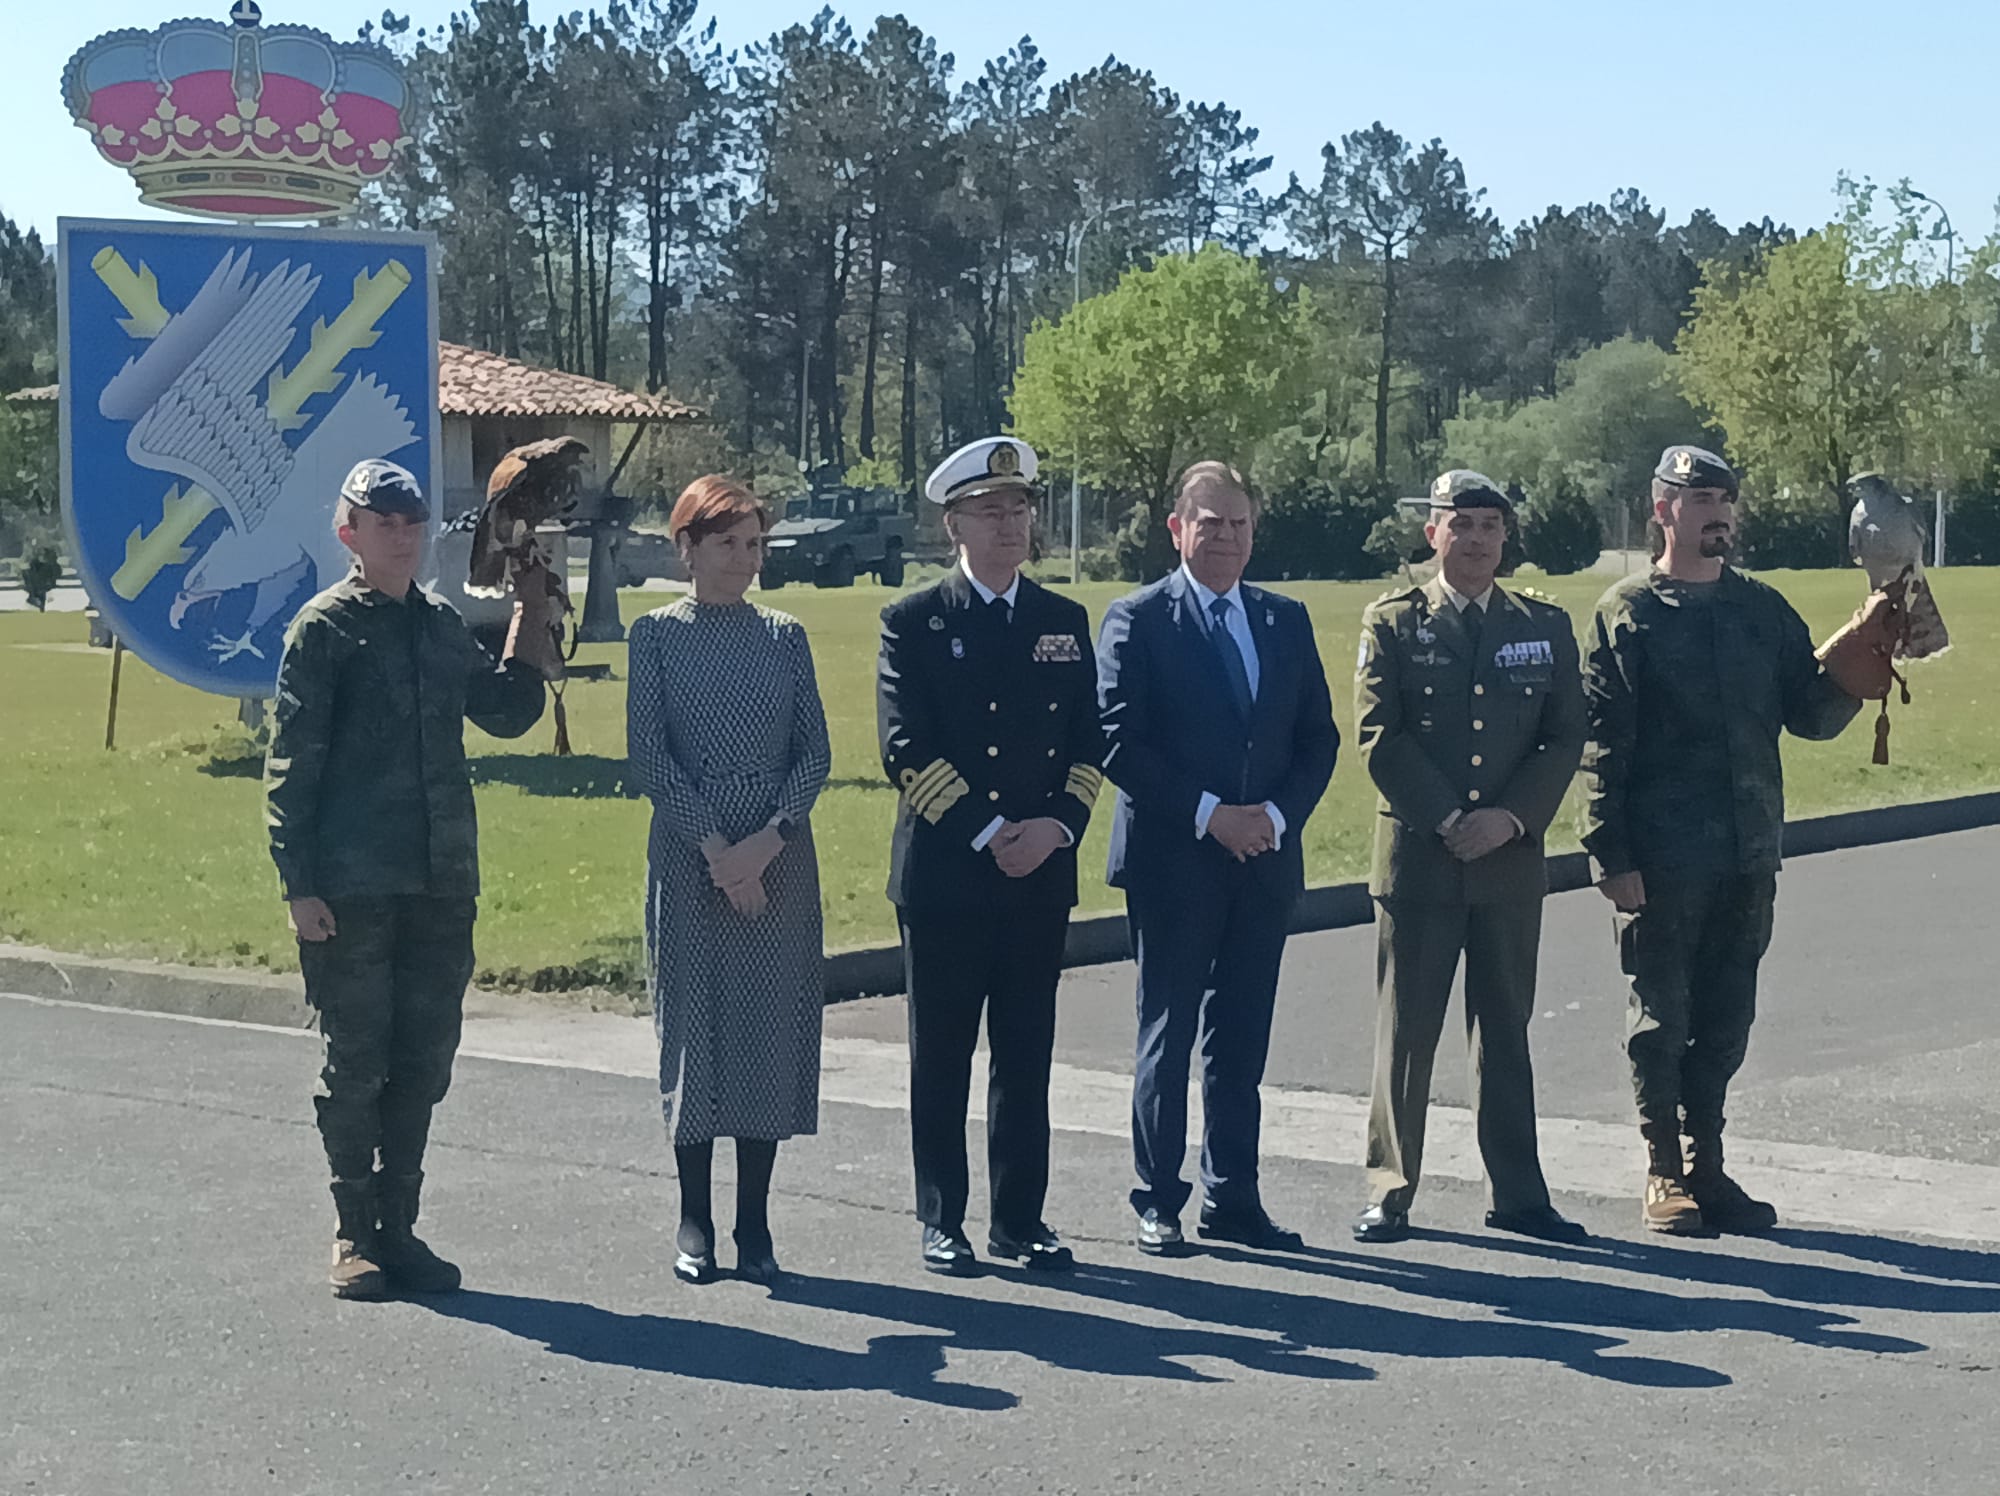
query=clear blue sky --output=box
[11,0,1996,248]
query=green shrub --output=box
[1945,490,2000,565]
[1517,482,1603,575]
[1248,483,1394,581]
[1364,509,1431,576]
[1738,488,1844,569]
[21,544,59,610]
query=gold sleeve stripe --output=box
[1064,765,1104,806]
[900,759,952,798]
[903,760,958,806]
[916,775,970,825]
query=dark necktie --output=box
[990,593,1012,626]
[1461,599,1486,660]
[1209,596,1254,717]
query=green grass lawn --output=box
[4,565,1996,992]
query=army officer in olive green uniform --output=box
[1350,471,1588,1245]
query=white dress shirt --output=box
[960,558,1073,854]
[1181,564,1286,849]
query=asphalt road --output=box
[7,829,2000,1495]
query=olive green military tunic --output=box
[1354,576,1586,1215]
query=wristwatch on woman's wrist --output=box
[769,815,796,843]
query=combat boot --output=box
[328,1178,388,1300]
[1640,1123,1705,1235]
[1686,1132,1778,1234]
[374,1172,462,1293]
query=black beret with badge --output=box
[924,437,1041,508]
[339,458,430,521]
[1400,468,1511,513]
[1655,444,1738,497]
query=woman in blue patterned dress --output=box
[627,475,831,1285]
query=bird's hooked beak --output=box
[168,588,221,630]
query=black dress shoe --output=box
[988,1223,1075,1272]
[1351,1204,1411,1244]
[1197,1203,1305,1252]
[734,1230,781,1285]
[1135,1208,1186,1256]
[674,1248,718,1284]
[675,1220,718,1284]
[1485,1205,1590,1244]
[921,1225,979,1276]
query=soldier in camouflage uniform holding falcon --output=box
[1583,445,1893,1236]
[266,459,545,1298]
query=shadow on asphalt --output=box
[1765,1226,2000,1286]
[418,1226,1990,1401]
[426,1275,1372,1406]
[1397,1228,1996,1321]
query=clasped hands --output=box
[1441,807,1518,863]
[988,817,1068,879]
[702,827,785,918]
[1209,803,1277,863]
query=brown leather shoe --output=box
[1640,1124,1707,1236]
[1642,1172,1707,1235]
[328,1178,388,1300]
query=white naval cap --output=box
[924,436,1040,507]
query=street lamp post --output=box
[1908,188,1958,567]
[1065,201,1135,582]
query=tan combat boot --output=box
[1640,1124,1706,1235]
[329,1178,389,1300]
[1686,1132,1778,1234]
[374,1171,462,1293]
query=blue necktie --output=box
[1209,596,1254,717]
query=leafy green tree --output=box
[1677,228,1901,557]
[1444,337,1715,543]
[1010,246,1312,570]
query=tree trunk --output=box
[899,292,919,488]
[1374,252,1397,486]
[858,211,887,460]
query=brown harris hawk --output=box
[464,435,590,752]
[466,435,592,597]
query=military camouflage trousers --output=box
[299,896,476,1182]
[1614,871,1777,1135]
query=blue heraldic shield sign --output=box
[59,218,441,697]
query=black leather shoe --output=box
[1351,1204,1411,1244]
[1485,1206,1589,1244]
[921,1225,978,1276]
[675,1219,718,1284]
[1198,1203,1305,1252]
[988,1223,1075,1272]
[1135,1208,1186,1256]
[734,1230,781,1285]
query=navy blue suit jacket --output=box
[1096,570,1338,901]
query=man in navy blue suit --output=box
[1096,461,1339,1255]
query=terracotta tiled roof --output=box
[5,346,704,421]
[438,342,703,421]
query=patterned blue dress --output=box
[626,600,830,1144]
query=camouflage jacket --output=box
[1580,567,1858,880]
[1356,577,1585,904]
[265,573,545,901]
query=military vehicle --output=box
[761,479,912,588]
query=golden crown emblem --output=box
[63,3,414,222]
